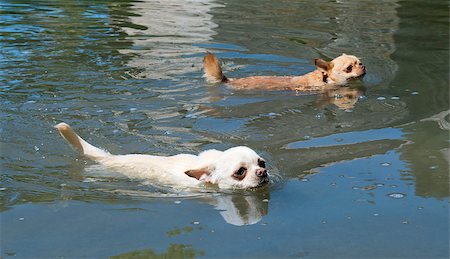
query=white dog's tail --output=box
[55,122,110,160]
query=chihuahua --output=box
[203,52,365,91]
[55,123,268,189]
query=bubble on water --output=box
[300,178,309,182]
[262,199,269,203]
[352,186,360,190]
[401,220,409,224]
[303,135,312,140]
[0,188,6,191]
[83,178,97,183]
[129,108,137,112]
[19,218,25,221]
[411,91,419,95]
[174,200,181,205]
[358,95,367,100]
[34,146,40,151]
[315,113,323,119]
[380,162,391,167]
[377,97,386,100]
[185,114,197,119]
[390,96,400,100]
[96,109,103,113]
[376,183,385,187]
[192,221,200,225]
[417,206,424,210]
[321,220,327,224]
[429,165,439,170]
[373,213,380,217]
[388,193,406,199]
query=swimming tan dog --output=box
[55,122,268,189]
[203,52,365,91]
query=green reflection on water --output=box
[111,244,205,259]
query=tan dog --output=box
[203,52,365,91]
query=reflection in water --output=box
[209,191,269,226]
[102,187,270,226]
[400,119,449,199]
[119,0,221,79]
[111,244,204,259]
[315,86,365,111]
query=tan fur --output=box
[185,167,211,181]
[55,123,85,154]
[202,52,365,91]
[203,52,227,83]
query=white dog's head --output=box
[185,146,269,189]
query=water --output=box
[1,0,449,258]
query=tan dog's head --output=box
[315,54,366,85]
[185,146,269,189]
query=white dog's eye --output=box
[258,159,266,168]
[233,167,247,180]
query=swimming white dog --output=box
[55,123,269,189]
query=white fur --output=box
[55,123,268,189]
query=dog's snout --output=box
[256,168,267,178]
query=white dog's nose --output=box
[256,168,267,178]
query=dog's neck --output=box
[290,70,329,91]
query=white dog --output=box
[55,123,269,189]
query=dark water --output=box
[1,0,449,258]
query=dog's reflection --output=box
[208,191,270,226]
[316,86,365,111]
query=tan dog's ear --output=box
[315,59,334,74]
[185,167,211,181]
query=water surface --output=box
[1,0,448,258]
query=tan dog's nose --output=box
[256,168,267,178]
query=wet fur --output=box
[203,52,365,91]
[55,122,268,189]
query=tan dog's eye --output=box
[345,65,353,73]
[233,167,247,180]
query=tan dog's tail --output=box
[55,122,110,160]
[203,52,228,83]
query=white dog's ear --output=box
[315,58,334,74]
[185,167,212,182]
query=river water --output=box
[1,0,449,258]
